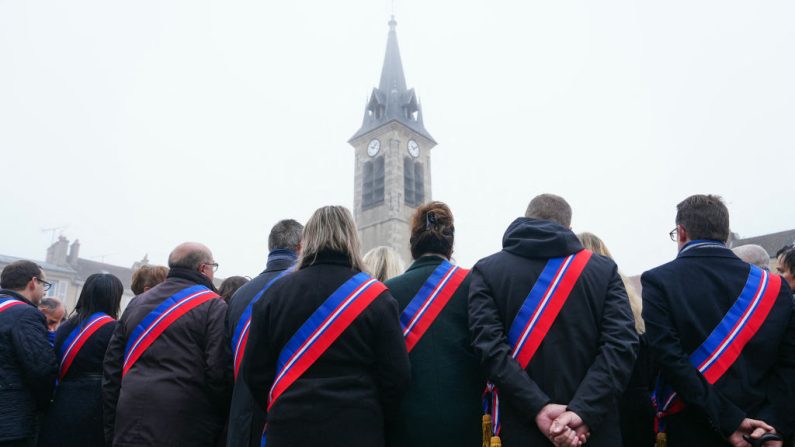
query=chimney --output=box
[46,236,69,266]
[67,239,80,265]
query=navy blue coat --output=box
[0,290,57,442]
[226,252,295,447]
[38,315,116,447]
[642,242,795,445]
[468,218,639,447]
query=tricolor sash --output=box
[400,260,469,352]
[260,273,386,447]
[58,312,114,381]
[482,249,592,443]
[652,265,781,435]
[232,268,294,380]
[0,296,25,313]
[123,285,219,377]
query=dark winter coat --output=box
[642,242,795,445]
[38,315,116,447]
[618,334,655,447]
[468,218,639,447]
[0,290,57,443]
[242,250,411,447]
[384,255,484,447]
[102,268,231,447]
[226,251,295,447]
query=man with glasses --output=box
[103,242,231,447]
[643,195,795,446]
[0,260,57,446]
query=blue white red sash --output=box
[400,260,469,353]
[123,285,219,377]
[260,273,386,447]
[0,296,25,313]
[232,268,294,380]
[58,312,114,381]
[483,249,592,437]
[652,265,781,432]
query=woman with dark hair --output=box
[242,205,410,447]
[218,275,250,303]
[38,273,123,447]
[384,201,484,447]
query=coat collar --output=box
[166,267,217,292]
[0,289,35,307]
[262,249,297,274]
[406,255,447,273]
[677,240,737,260]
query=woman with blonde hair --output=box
[242,205,410,447]
[363,246,405,282]
[577,231,653,447]
[385,201,484,447]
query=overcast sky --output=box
[1,0,794,278]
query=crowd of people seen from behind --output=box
[1,193,794,447]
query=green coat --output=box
[385,256,484,447]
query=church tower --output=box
[349,17,436,264]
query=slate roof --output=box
[349,17,435,143]
[729,229,795,258]
[0,254,77,275]
[74,258,134,291]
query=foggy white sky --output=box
[1,1,793,277]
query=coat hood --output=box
[502,217,583,259]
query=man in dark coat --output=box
[102,242,231,447]
[227,219,302,447]
[0,261,57,447]
[642,195,795,446]
[469,194,638,446]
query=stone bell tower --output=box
[349,17,436,263]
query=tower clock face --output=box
[407,139,420,158]
[367,139,380,157]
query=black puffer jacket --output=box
[0,290,57,442]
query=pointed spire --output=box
[349,16,435,144]
[379,16,407,93]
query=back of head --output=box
[131,265,169,295]
[75,273,124,320]
[780,249,795,275]
[675,194,730,242]
[577,232,613,258]
[525,194,572,228]
[1,260,42,291]
[218,276,249,302]
[39,297,63,313]
[168,242,212,270]
[410,201,455,260]
[299,206,364,271]
[731,244,770,271]
[363,246,405,282]
[577,231,644,334]
[268,219,303,252]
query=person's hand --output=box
[550,411,590,447]
[727,418,776,447]
[535,404,568,440]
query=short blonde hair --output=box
[363,246,405,282]
[298,206,365,272]
[577,232,644,334]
